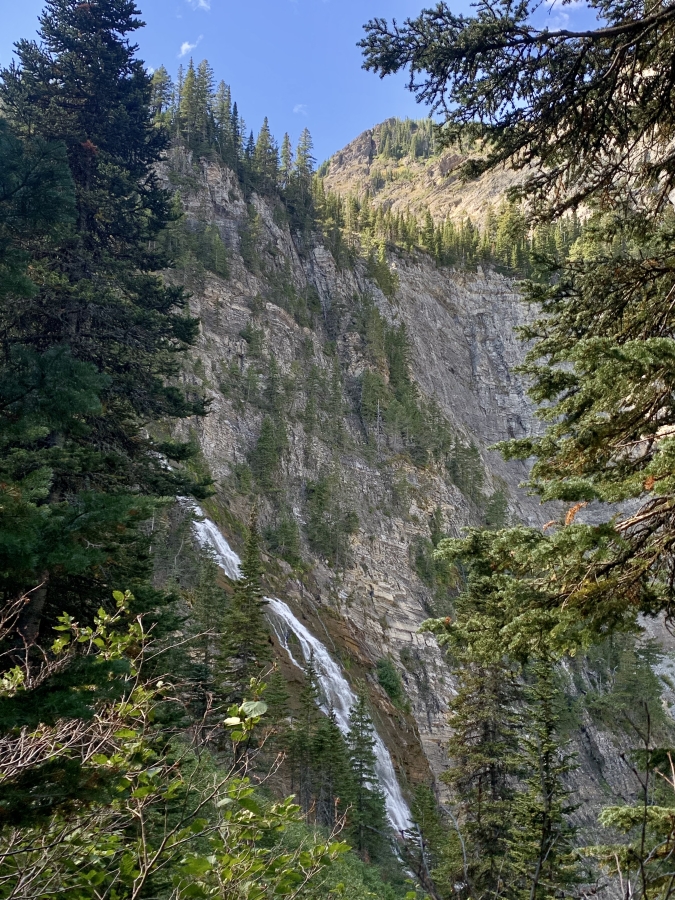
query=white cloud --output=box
[293,103,308,116]
[187,0,210,9]
[178,36,203,57]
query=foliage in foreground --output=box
[0,592,347,899]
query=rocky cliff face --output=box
[161,146,670,832]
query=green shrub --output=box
[376,657,407,709]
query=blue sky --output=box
[1,0,594,163]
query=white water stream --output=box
[267,598,412,833]
[190,505,242,581]
[191,510,413,834]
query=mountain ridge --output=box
[322,117,524,228]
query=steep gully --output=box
[191,504,413,834]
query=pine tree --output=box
[422,209,436,254]
[173,64,184,137]
[411,786,454,900]
[213,80,233,164]
[249,415,285,493]
[443,660,520,900]
[264,669,290,724]
[186,555,228,694]
[312,709,353,830]
[230,101,242,171]
[280,133,293,188]
[508,661,579,900]
[254,117,279,194]
[0,0,206,639]
[219,515,271,700]
[150,65,173,125]
[179,59,198,147]
[289,653,323,815]
[295,128,315,180]
[195,59,215,149]
[346,691,388,860]
[286,128,315,231]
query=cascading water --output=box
[267,598,412,833]
[189,504,242,581]
[191,510,413,834]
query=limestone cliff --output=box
[160,144,670,836]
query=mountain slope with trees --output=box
[3,0,675,897]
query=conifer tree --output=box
[254,117,279,194]
[312,709,353,830]
[219,515,271,700]
[508,661,579,900]
[422,209,436,254]
[264,669,291,724]
[289,653,323,814]
[286,127,315,231]
[443,660,520,899]
[186,555,228,694]
[213,80,233,163]
[179,58,199,147]
[195,59,215,148]
[0,0,206,637]
[346,691,388,859]
[173,63,184,136]
[249,415,285,493]
[280,133,293,187]
[295,128,315,180]
[230,101,242,171]
[150,65,173,125]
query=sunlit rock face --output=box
[160,144,671,834]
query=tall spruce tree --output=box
[289,652,323,815]
[219,515,271,700]
[346,691,388,860]
[179,59,199,147]
[286,127,315,231]
[0,0,206,642]
[254,117,279,194]
[443,660,520,899]
[312,708,353,830]
[213,80,234,165]
[280,133,293,188]
[150,65,173,125]
[508,661,580,900]
[195,59,215,149]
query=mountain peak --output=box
[322,117,523,227]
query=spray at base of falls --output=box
[191,511,413,834]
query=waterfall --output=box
[267,597,412,834]
[192,510,413,833]
[190,504,242,581]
